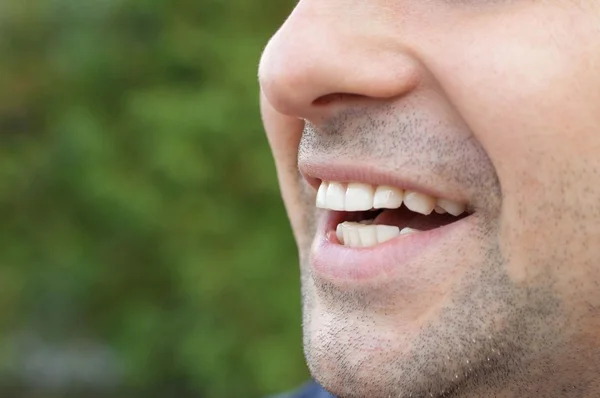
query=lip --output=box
[299,161,470,205]
[302,160,475,283]
[309,209,474,283]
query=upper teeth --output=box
[316,181,466,216]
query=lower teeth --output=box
[336,222,420,248]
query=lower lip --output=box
[309,212,472,282]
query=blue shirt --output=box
[269,380,334,398]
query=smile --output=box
[317,181,471,248]
[308,175,477,282]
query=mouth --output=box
[318,181,472,248]
[309,178,476,282]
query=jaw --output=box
[258,2,600,396]
[298,215,578,398]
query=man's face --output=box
[259,1,600,396]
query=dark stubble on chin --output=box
[300,224,574,398]
[292,105,583,397]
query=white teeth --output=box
[376,225,400,244]
[335,222,403,248]
[316,181,407,211]
[403,191,436,215]
[335,223,422,247]
[342,225,351,246]
[325,182,346,211]
[316,181,328,208]
[436,198,466,216]
[400,227,420,235]
[335,222,425,247]
[345,183,374,211]
[316,181,468,219]
[358,225,378,247]
[346,223,361,247]
[373,185,404,209]
[336,223,344,243]
[434,206,446,214]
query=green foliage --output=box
[0,0,307,396]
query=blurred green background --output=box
[0,0,307,397]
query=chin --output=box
[302,306,426,398]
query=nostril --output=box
[313,93,365,106]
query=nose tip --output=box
[258,6,421,119]
[258,27,330,117]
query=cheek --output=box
[426,7,600,281]
[427,4,600,170]
[260,93,315,249]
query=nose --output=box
[258,1,421,119]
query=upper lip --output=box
[299,160,471,205]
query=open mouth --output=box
[317,181,472,248]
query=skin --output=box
[258,1,600,397]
